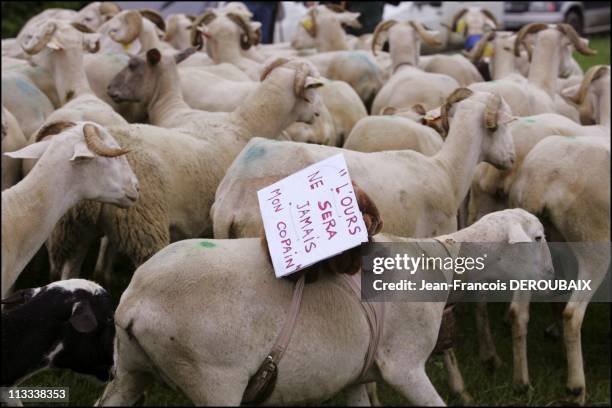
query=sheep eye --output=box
[535,236,542,242]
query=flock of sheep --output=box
[1,1,610,406]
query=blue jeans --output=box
[245,2,278,44]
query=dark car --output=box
[504,1,610,34]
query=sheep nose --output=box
[314,112,320,117]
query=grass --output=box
[574,34,610,71]
[12,33,612,407]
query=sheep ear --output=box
[4,140,51,159]
[70,141,95,161]
[381,106,397,115]
[508,223,531,244]
[305,77,324,89]
[337,12,362,29]
[561,83,580,105]
[146,48,162,65]
[69,300,98,333]
[83,33,101,53]
[1,288,35,310]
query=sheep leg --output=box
[442,348,473,405]
[509,291,531,391]
[59,233,97,280]
[366,382,381,406]
[380,363,445,406]
[474,302,502,370]
[562,245,609,405]
[93,237,117,286]
[96,327,153,406]
[344,383,372,406]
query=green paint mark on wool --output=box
[198,241,216,248]
[523,118,536,124]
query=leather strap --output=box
[341,272,385,382]
[269,274,306,362]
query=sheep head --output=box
[260,58,325,125]
[107,10,143,45]
[72,2,121,32]
[561,65,610,124]
[20,20,101,55]
[449,7,498,36]
[226,12,255,50]
[514,23,595,61]
[372,20,440,57]
[107,47,196,105]
[190,10,217,48]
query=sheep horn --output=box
[371,20,397,56]
[35,121,77,142]
[304,7,318,38]
[440,88,474,135]
[99,2,121,18]
[83,124,130,157]
[140,9,166,32]
[71,22,95,33]
[21,22,56,55]
[409,21,441,47]
[513,23,548,57]
[260,57,289,81]
[190,11,216,47]
[572,65,609,104]
[294,62,310,101]
[226,12,254,50]
[483,93,502,130]
[466,30,495,62]
[450,8,468,33]
[164,15,178,40]
[111,10,142,44]
[480,9,499,28]
[556,23,597,56]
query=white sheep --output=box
[97,208,552,406]
[49,57,325,283]
[1,106,28,190]
[343,105,443,155]
[20,20,128,133]
[290,5,363,52]
[562,65,610,127]
[509,135,610,405]
[1,121,138,296]
[445,6,499,50]
[369,20,460,115]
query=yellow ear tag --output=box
[302,19,314,31]
[122,39,141,54]
[483,43,494,58]
[456,19,466,34]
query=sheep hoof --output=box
[544,322,562,340]
[455,391,474,406]
[513,382,533,394]
[482,354,502,371]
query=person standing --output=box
[245,1,279,44]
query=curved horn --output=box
[71,22,95,33]
[483,93,502,130]
[466,30,495,62]
[440,88,474,135]
[293,62,310,101]
[99,2,121,18]
[304,7,318,38]
[110,10,142,44]
[513,23,548,57]
[21,22,57,55]
[260,57,290,81]
[140,8,166,32]
[35,121,77,142]
[190,11,216,47]
[409,21,441,47]
[450,8,469,32]
[83,124,130,157]
[226,12,254,50]
[371,19,397,56]
[556,23,597,56]
[572,65,609,104]
[480,9,499,28]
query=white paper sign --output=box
[258,154,369,278]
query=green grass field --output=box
[15,34,612,406]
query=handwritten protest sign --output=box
[258,154,368,278]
